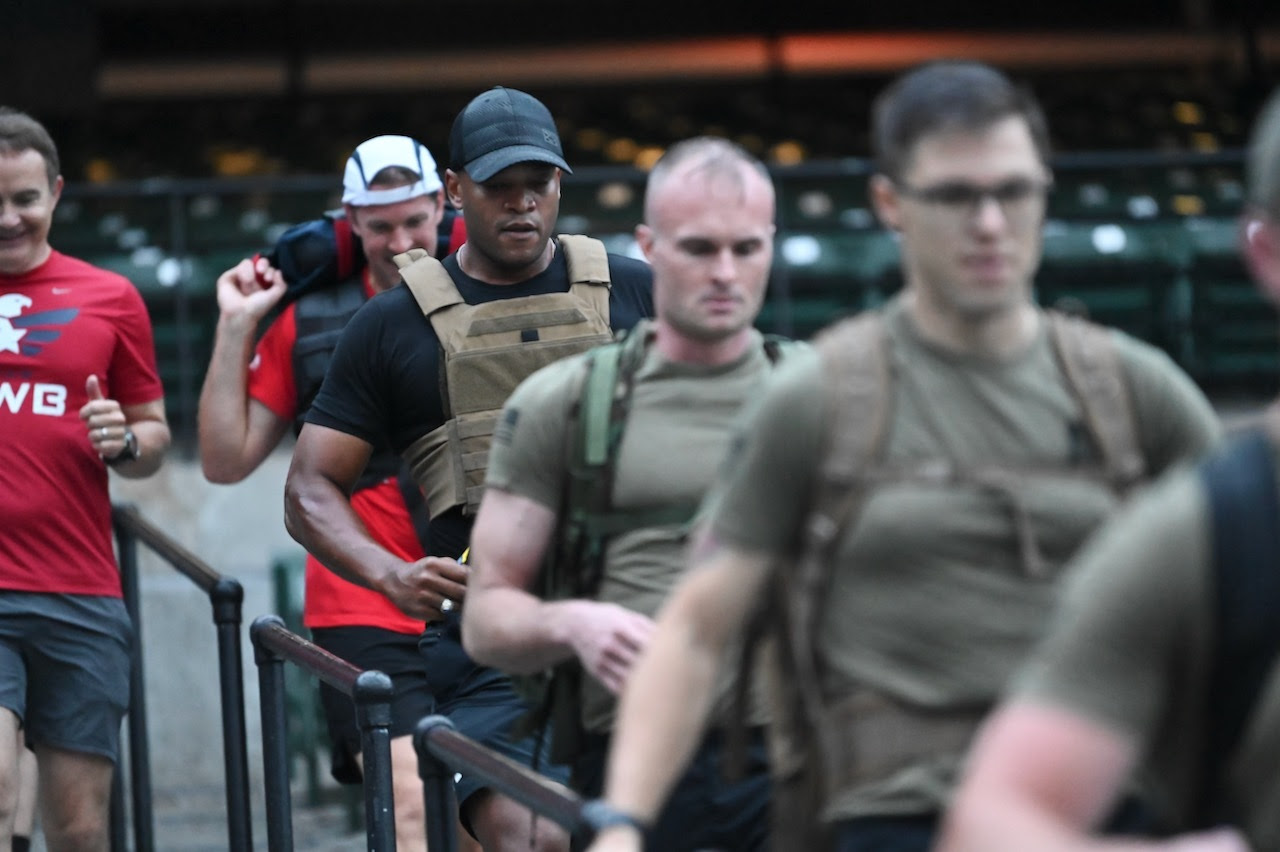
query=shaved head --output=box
[643,137,774,229]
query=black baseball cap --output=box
[448,87,572,183]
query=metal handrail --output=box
[414,715,590,852]
[250,615,397,852]
[111,502,253,852]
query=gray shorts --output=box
[0,592,133,763]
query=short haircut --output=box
[0,106,60,188]
[871,60,1051,182]
[1247,86,1280,219]
[644,136,773,225]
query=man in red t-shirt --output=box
[198,135,463,852]
[0,106,171,852]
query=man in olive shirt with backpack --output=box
[462,137,789,851]
[584,60,1220,852]
[938,84,1280,852]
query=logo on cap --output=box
[449,87,573,183]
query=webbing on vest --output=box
[395,236,614,517]
[1196,415,1280,827]
[757,308,1146,850]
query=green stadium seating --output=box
[768,229,900,338]
[1183,218,1280,395]
[1035,220,1187,358]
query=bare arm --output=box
[284,422,466,621]
[586,532,772,851]
[198,257,290,482]
[939,701,1251,852]
[463,488,656,691]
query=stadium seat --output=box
[1184,217,1280,395]
[1035,220,1187,358]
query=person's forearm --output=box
[602,604,721,822]
[284,472,402,593]
[198,312,260,483]
[111,419,170,479]
[463,587,584,673]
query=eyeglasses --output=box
[895,177,1053,220]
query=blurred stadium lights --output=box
[94,29,1280,99]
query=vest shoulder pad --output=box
[396,251,465,316]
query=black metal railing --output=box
[414,716,590,852]
[250,614,397,852]
[111,502,253,852]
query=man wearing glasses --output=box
[583,60,1220,852]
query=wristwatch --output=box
[105,428,140,466]
[581,799,647,834]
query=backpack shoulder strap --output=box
[1196,423,1280,824]
[782,311,893,754]
[1045,311,1146,488]
[728,312,891,843]
[553,325,654,597]
[809,311,893,486]
[517,327,648,765]
[393,248,465,317]
[576,333,631,468]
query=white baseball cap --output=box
[341,135,443,206]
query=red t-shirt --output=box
[0,251,164,597]
[248,273,425,634]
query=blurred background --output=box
[7,0,1280,449]
[5,3,1280,846]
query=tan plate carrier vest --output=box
[758,309,1147,850]
[395,235,615,517]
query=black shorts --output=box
[310,625,433,785]
[572,727,771,852]
[418,613,570,822]
[0,593,133,764]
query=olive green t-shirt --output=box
[707,296,1221,821]
[487,325,792,732]
[1015,432,1280,849]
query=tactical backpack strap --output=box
[1046,311,1146,490]
[760,312,891,851]
[564,325,654,596]
[393,249,466,317]
[515,327,650,764]
[792,312,892,703]
[1195,418,1280,826]
[290,280,368,432]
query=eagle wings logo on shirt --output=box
[0,292,79,356]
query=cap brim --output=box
[464,145,572,183]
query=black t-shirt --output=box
[306,243,654,557]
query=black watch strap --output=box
[581,799,647,834]
[105,428,140,466]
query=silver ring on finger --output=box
[100,426,109,439]
[440,598,456,614]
